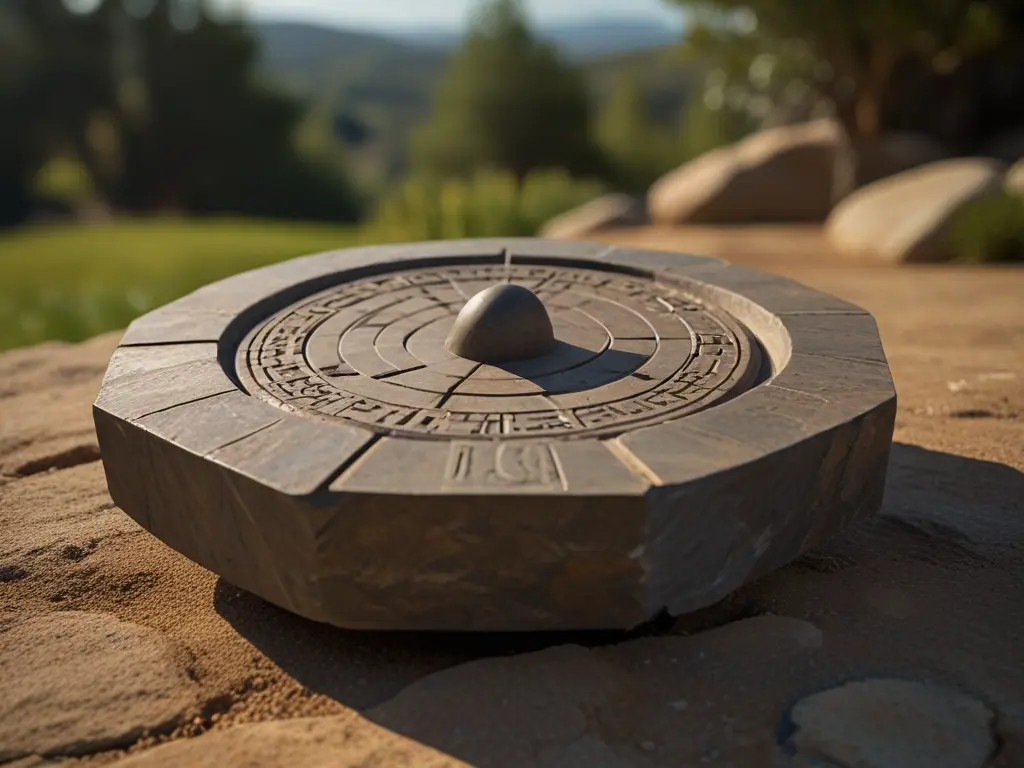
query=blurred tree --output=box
[411,0,604,180]
[676,86,757,162]
[0,0,118,223]
[0,0,360,225]
[596,74,678,190]
[667,0,1024,194]
[0,3,41,224]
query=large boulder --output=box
[826,158,1006,263]
[649,119,840,224]
[539,194,646,239]
[648,121,948,224]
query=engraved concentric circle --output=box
[237,263,762,439]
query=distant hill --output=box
[395,17,680,59]
[256,22,445,185]
[256,22,444,102]
[254,21,694,189]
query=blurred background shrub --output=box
[364,170,607,242]
[949,192,1024,263]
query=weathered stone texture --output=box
[92,239,896,631]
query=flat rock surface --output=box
[0,612,198,760]
[1,227,1022,766]
[785,678,996,768]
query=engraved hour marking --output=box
[240,264,755,439]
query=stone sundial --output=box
[94,239,896,631]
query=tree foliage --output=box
[669,0,1022,138]
[668,0,1024,194]
[411,0,603,180]
[596,74,693,191]
[0,0,360,225]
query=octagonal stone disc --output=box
[93,238,896,631]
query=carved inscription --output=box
[444,442,565,491]
[238,264,757,439]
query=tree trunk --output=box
[831,42,896,204]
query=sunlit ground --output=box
[0,219,360,351]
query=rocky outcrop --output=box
[648,121,948,224]
[826,158,1006,262]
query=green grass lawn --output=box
[0,218,362,351]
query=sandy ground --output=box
[1,226,1021,767]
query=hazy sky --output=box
[220,0,684,31]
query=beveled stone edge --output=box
[101,237,895,500]
[92,345,379,497]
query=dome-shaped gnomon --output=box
[445,283,556,363]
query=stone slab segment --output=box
[0,612,197,761]
[826,158,1007,262]
[94,237,896,630]
[94,356,235,422]
[621,383,895,615]
[785,679,996,768]
[327,438,650,630]
[93,410,339,623]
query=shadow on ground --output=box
[212,584,674,711]
[214,442,1023,766]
